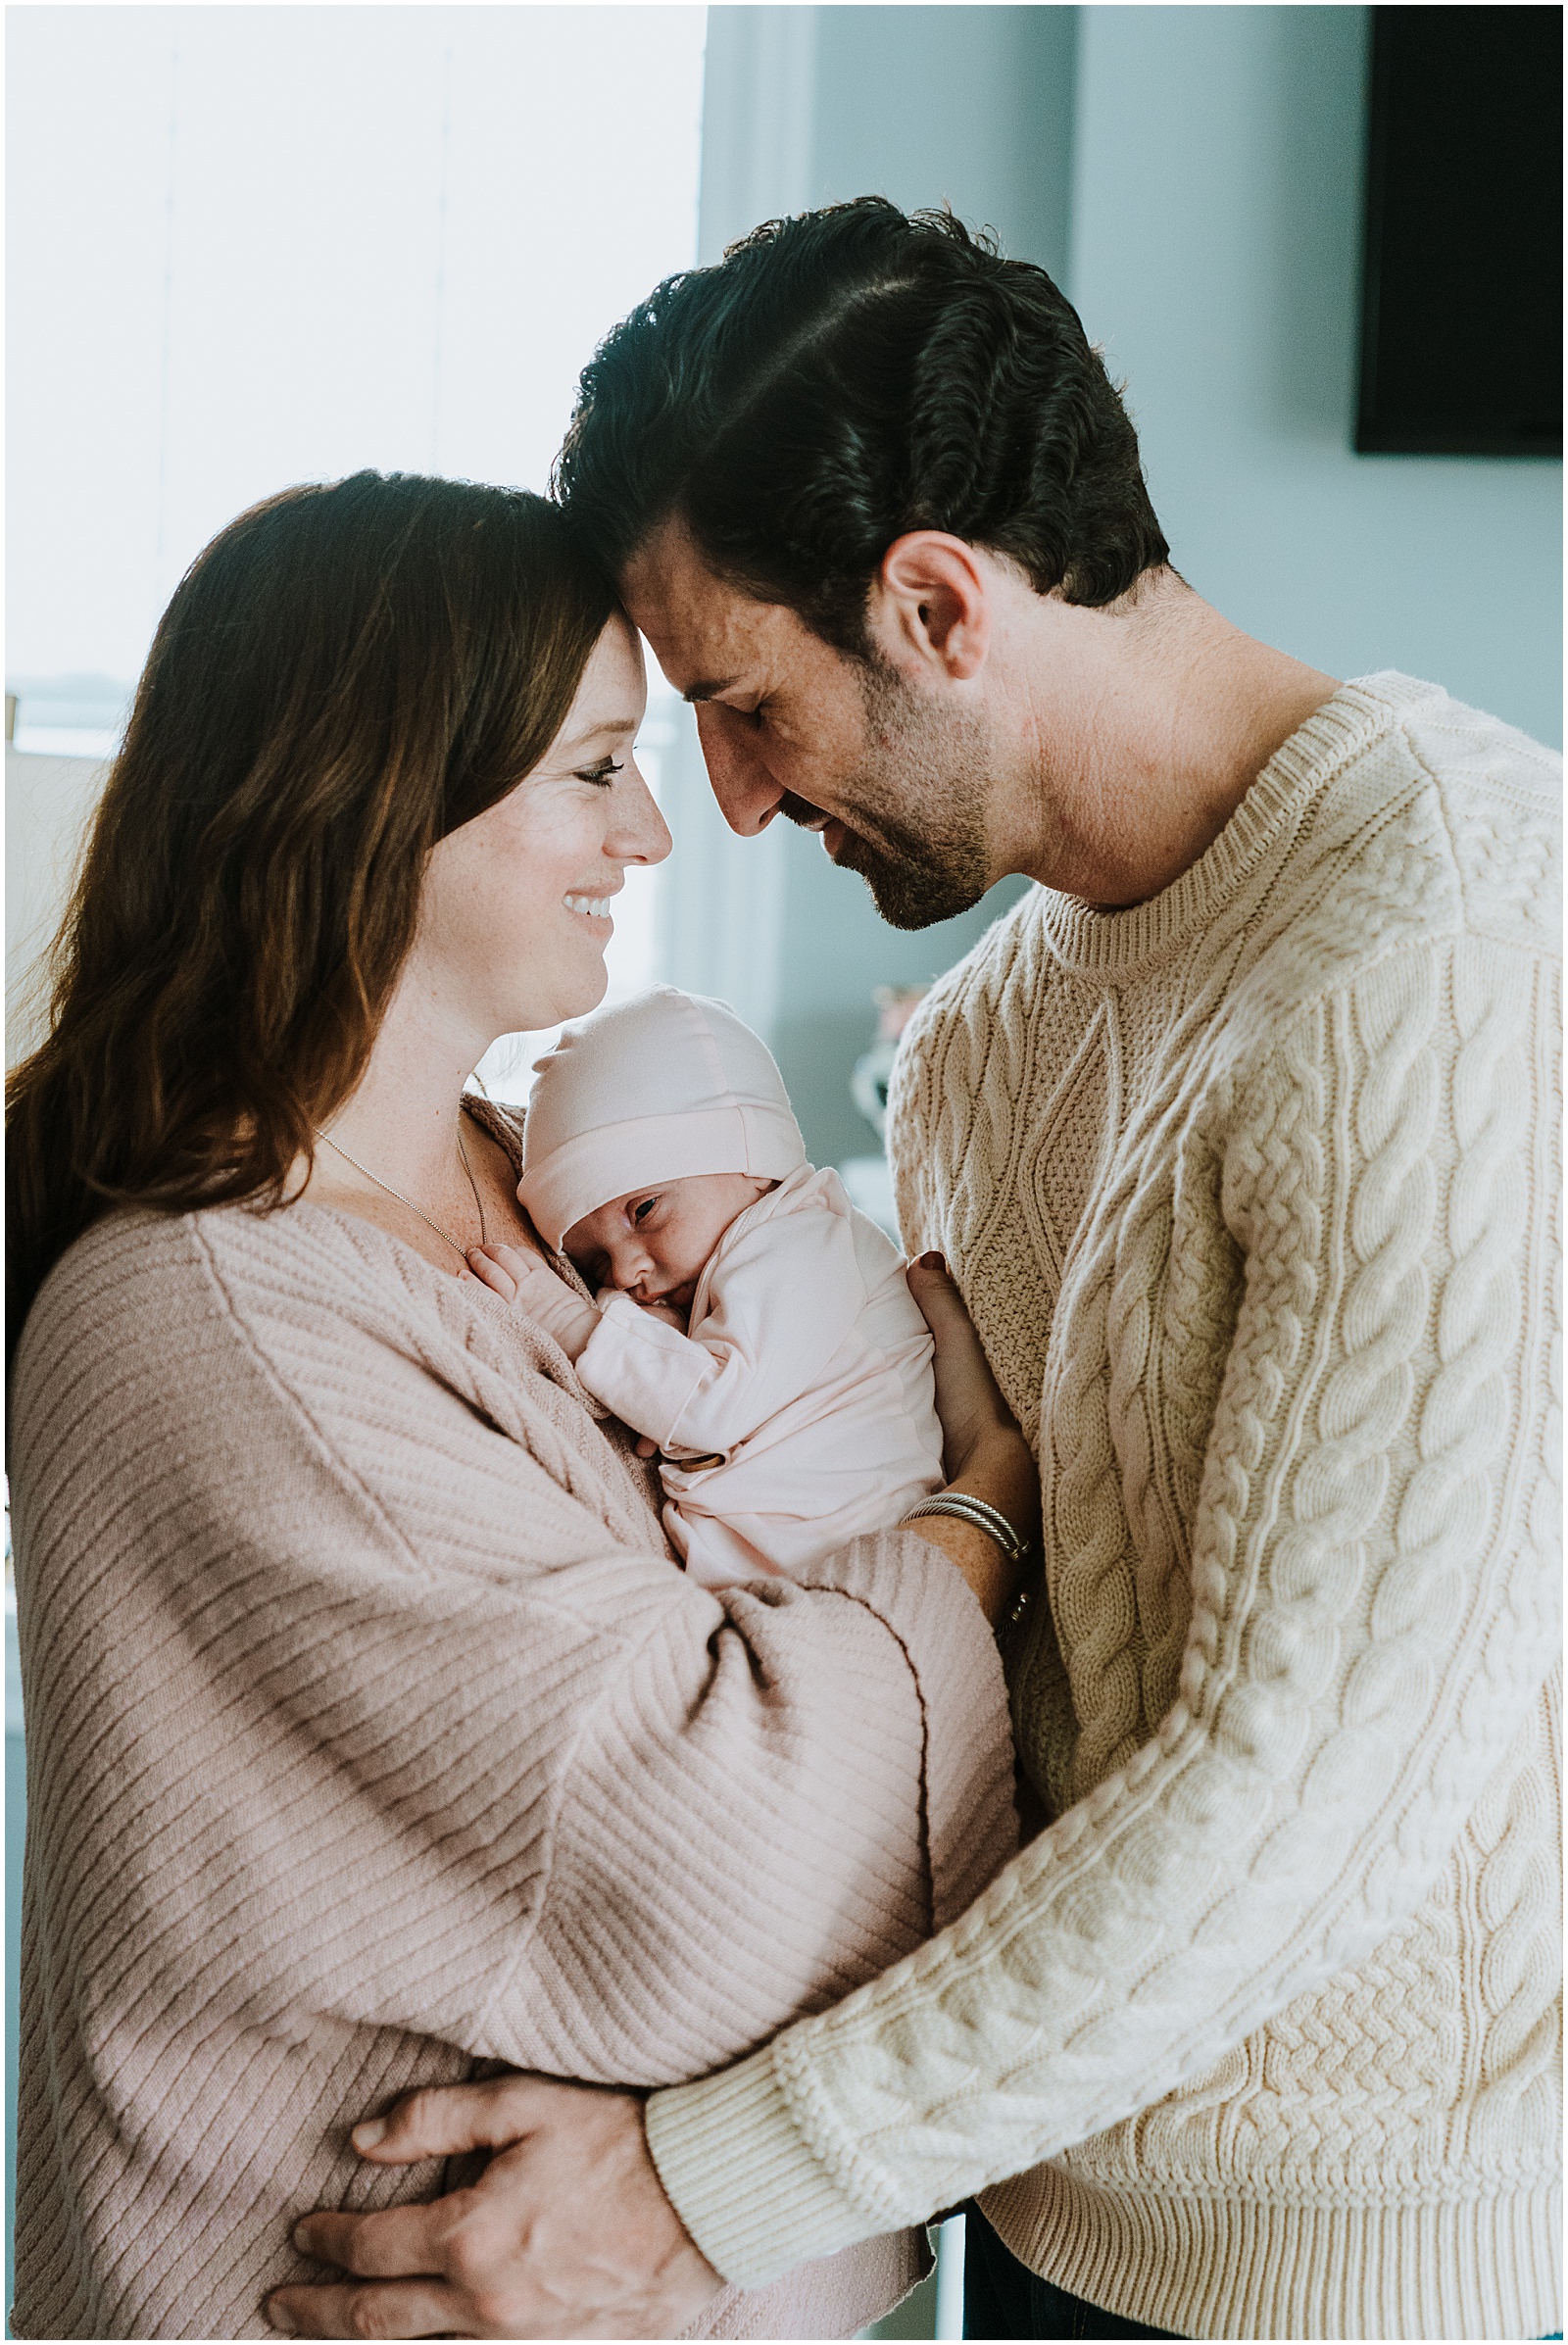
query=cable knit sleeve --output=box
[644,937,1561,2282]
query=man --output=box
[270,202,1561,2343]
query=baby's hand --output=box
[468,1244,601,1361]
[635,1296,689,1331]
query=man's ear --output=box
[865,532,991,681]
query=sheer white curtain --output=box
[5,2,707,1092]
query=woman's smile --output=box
[406,614,669,1045]
[564,889,619,926]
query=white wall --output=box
[6,6,707,691]
[1069,6,1561,750]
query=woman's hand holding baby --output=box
[468,1244,601,1361]
[906,1251,1041,1628]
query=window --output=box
[6,4,706,1090]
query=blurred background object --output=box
[5,9,1561,2335]
[844,985,931,1236]
[852,985,931,1145]
[1355,5,1560,458]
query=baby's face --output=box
[563,1171,773,1317]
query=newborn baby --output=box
[471,986,944,1588]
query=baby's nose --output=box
[609,1246,653,1293]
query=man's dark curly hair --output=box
[555,197,1170,655]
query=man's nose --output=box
[696,704,784,839]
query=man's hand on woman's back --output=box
[266,2074,720,2339]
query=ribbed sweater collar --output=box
[1032,669,1446,976]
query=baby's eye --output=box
[632,1196,660,1224]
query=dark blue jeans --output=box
[962,2204,1180,2339]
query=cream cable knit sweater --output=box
[646,674,1563,2342]
[8,1113,1019,2341]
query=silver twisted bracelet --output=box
[903,1493,1036,1625]
[903,1490,1029,1562]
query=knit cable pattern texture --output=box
[646,675,1562,2341]
[9,1146,1018,2340]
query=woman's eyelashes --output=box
[575,757,624,786]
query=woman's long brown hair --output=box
[7,471,614,1354]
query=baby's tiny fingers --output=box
[477,1241,534,1270]
[466,1248,517,1301]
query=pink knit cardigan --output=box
[9,1121,1017,2339]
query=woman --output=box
[7,473,1039,2339]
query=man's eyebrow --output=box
[681,677,739,705]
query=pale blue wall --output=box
[1070,6,1561,748]
[769,5,1079,1166]
[677,7,1073,1168]
[811,5,1078,269]
[664,5,1562,1172]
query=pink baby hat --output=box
[517,986,808,1250]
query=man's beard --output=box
[780,658,994,931]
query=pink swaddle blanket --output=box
[518,988,943,1587]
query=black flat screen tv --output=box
[1356,5,1561,457]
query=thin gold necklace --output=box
[315,1120,488,1266]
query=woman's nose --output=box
[609,754,673,866]
[696,704,784,838]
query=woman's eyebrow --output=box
[558,711,644,750]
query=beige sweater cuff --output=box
[645,2049,874,2288]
